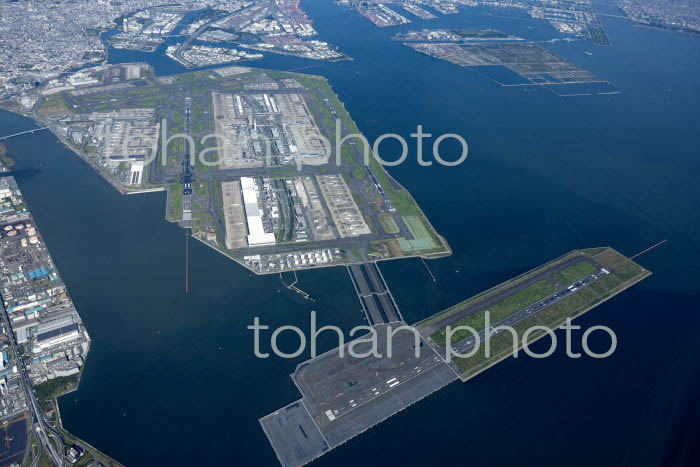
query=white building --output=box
[240,177,276,246]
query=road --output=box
[0,301,65,466]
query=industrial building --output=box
[0,163,90,386]
[241,177,276,247]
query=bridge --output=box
[347,262,403,326]
[0,127,48,141]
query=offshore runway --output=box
[260,249,651,466]
[259,323,457,467]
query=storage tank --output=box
[3,225,13,231]
[27,227,36,235]
[7,230,17,237]
[14,224,24,230]
[29,236,39,244]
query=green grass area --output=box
[215,210,226,246]
[172,71,207,84]
[191,210,210,235]
[606,257,647,282]
[365,151,445,254]
[341,144,357,166]
[38,93,74,116]
[553,260,597,286]
[171,110,184,128]
[0,143,15,167]
[275,199,287,242]
[192,119,205,133]
[378,213,399,234]
[398,216,438,252]
[38,449,53,467]
[431,280,556,346]
[165,136,188,168]
[451,262,645,379]
[350,245,362,261]
[194,181,209,201]
[367,241,387,258]
[213,181,223,208]
[167,184,183,221]
[73,454,97,467]
[34,374,79,401]
[351,161,366,181]
[351,191,366,209]
[194,138,218,173]
[92,103,112,112]
[417,251,585,329]
[422,248,651,381]
[129,95,165,108]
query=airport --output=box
[260,248,651,466]
[30,64,452,275]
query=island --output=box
[25,63,451,275]
[393,28,619,96]
[0,0,672,464]
[337,0,610,45]
[260,247,651,467]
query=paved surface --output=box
[260,323,456,466]
[447,267,611,357]
[347,262,402,325]
[259,400,329,467]
[417,254,602,337]
[0,301,65,466]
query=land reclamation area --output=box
[260,247,650,466]
[31,63,450,275]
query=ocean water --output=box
[1,2,699,466]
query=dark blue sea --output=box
[1,2,699,466]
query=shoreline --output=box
[50,398,125,466]
[2,74,452,276]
